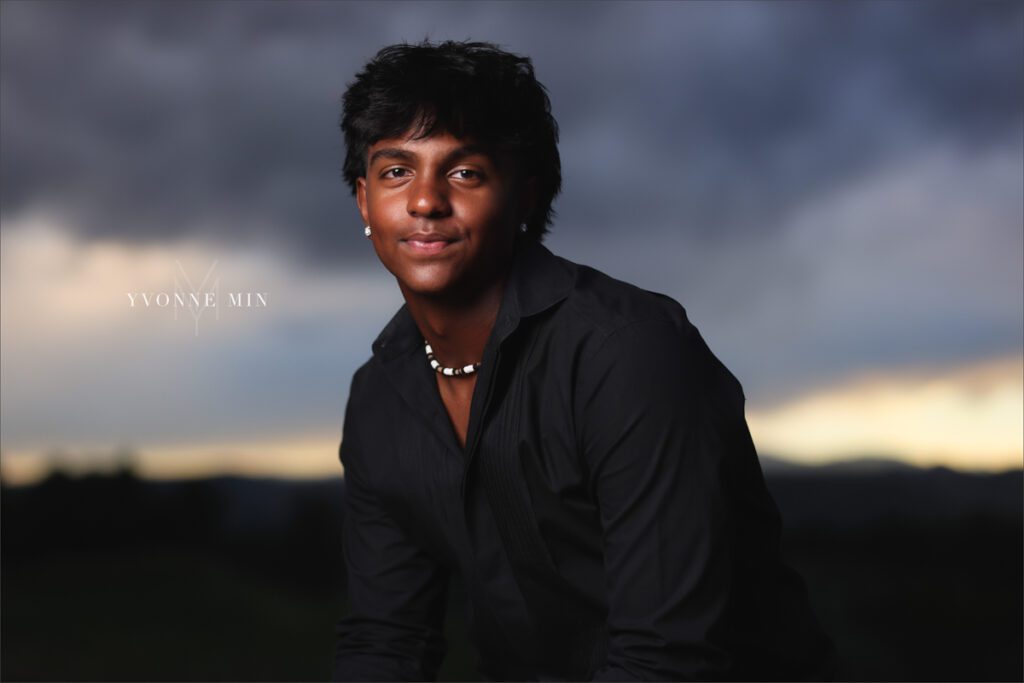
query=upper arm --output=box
[333,371,450,681]
[575,316,744,681]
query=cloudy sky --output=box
[1,0,1021,482]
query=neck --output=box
[400,262,513,369]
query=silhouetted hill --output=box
[4,460,1020,539]
[761,460,1022,529]
[145,461,1022,535]
[2,460,1021,681]
[149,475,346,538]
[759,454,921,476]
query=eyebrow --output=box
[368,143,492,169]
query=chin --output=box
[397,269,459,298]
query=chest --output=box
[435,373,476,451]
[364,329,603,568]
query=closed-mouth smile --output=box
[401,233,460,255]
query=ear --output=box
[356,177,370,226]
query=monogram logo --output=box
[126,259,267,336]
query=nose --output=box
[407,174,451,218]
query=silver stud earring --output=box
[364,225,372,238]
[519,222,528,233]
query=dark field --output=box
[2,463,1021,681]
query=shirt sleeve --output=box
[332,375,450,682]
[576,316,747,681]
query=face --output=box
[356,129,530,301]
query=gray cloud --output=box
[1,0,1021,439]
[2,1,1020,262]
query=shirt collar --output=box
[371,238,577,362]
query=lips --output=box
[401,232,459,256]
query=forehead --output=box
[367,130,516,169]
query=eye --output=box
[451,168,483,181]
[381,167,409,179]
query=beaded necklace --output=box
[424,340,482,377]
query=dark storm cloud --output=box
[2,1,1021,463]
[1,0,370,263]
[1,1,1020,265]
[543,1,1023,241]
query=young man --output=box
[333,40,836,681]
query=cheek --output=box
[462,188,517,226]
[366,190,408,225]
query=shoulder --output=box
[558,259,698,357]
[552,257,742,402]
[340,356,387,446]
[345,357,374,411]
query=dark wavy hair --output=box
[339,40,561,242]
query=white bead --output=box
[424,338,479,377]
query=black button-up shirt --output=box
[333,239,836,681]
